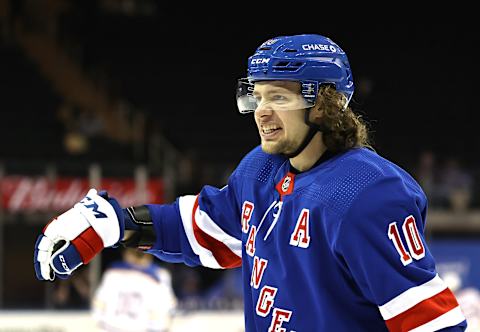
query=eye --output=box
[253,95,262,103]
[272,95,287,102]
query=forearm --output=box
[122,185,243,270]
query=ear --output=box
[306,102,324,126]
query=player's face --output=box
[253,81,310,155]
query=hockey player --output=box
[92,248,177,331]
[34,34,467,331]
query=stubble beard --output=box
[260,137,299,156]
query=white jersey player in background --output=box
[92,248,177,332]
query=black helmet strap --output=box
[282,108,326,159]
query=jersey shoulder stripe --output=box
[178,195,241,269]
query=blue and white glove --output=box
[34,189,125,281]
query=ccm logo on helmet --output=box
[302,44,337,52]
[251,58,270,65]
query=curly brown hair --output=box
[308,85,371,153]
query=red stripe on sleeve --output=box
[385,287,460,332]
[191,196,241,269]
[71,227,104,264]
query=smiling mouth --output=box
[261,124,282,136]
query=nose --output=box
[254,101,274,117]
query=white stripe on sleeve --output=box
[194,205,242,258]
[379,274,447,320]
[178,195,221,268]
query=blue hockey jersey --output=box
[144,146,467,331]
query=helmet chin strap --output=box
[282,107,325,159]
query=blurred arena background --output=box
[0,1,479,331]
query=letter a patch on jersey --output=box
[289,208,311,248]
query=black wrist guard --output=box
[120,205,157,250]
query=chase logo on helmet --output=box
[251,58,270,65]
[301,44,337,52]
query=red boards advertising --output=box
[0,176,163,213]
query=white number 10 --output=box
[388,215,425,266]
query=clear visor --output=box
[236,78,317,114]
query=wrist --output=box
[121,206,157,250]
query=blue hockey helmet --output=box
[237,34,354,113]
